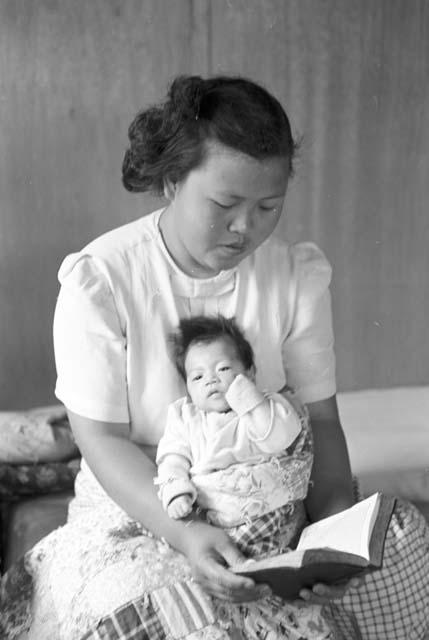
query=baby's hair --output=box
[170,315,255,380]
[122,74,297,194]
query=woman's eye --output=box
[213,200,234,210]
[259,205,278,212]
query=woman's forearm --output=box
[305,396,355,522]
[67,411,193,554]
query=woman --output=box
[2,76,428,639]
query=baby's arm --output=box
[155,453,198,519]
[155,401,198,519]
[225,374,301,454]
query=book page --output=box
[296,493,380,559]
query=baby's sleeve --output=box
[282,242,337,404]
[53,253,129,423]
[155,400,193,465]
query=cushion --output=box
[3,492,73,570]
[0,405,80,573]
[0,405,78,464]
[0,459,80,499]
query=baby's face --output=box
[184,338,247,412]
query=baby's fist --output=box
[167,494,193,519]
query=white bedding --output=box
[337,386,429,501]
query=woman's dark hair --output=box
[122,75,297,194]
[170,315,255,380]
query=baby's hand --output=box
[167,494,194,519]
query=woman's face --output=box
[160,142,290,277]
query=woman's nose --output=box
[228,207,254,234]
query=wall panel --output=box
[0,0,210,407]
[211,0,429,390]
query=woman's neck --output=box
[158,206,220,279]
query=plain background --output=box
[0,0,428,408]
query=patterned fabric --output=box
[226,501,306,558]
[80,586,334,640]
[0,459,80,499]
[81,581,216,640]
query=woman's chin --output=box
[185,248,249,278]
[209,250,248,273]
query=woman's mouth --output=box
[220,242,248,254]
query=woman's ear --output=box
[163,179,176,201]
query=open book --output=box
[232,492,396,600]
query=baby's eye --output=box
[219,366,231,372]
[193,374,202,381]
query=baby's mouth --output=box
[208,390,222,398]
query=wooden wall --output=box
[1,0,428,408]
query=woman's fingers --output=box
[183,520,272,602]
[193,554,270,602]
[298,576,364,604]
[193,557,259,600]
[214,535,247,569]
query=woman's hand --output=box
[295,576,364,605]
[181,520,271,602]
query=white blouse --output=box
[53,208,336,445]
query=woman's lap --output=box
[1,493,331,639]
[1,497,428,639]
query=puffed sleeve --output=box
[53,253,129,423]
[282,242,336,404]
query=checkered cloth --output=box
[323,499,429,639]
[225,501,305,558]
[81,580,215,640]
[81,499,429,640]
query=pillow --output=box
[0,459,80,499]
[0,405,79,464]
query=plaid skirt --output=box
[1,481,428,639]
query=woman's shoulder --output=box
[83,208,162,260]
[255,235,332,282]
[56,208,163,293]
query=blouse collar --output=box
[154,208,237,299]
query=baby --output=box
[155,315,313,556]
